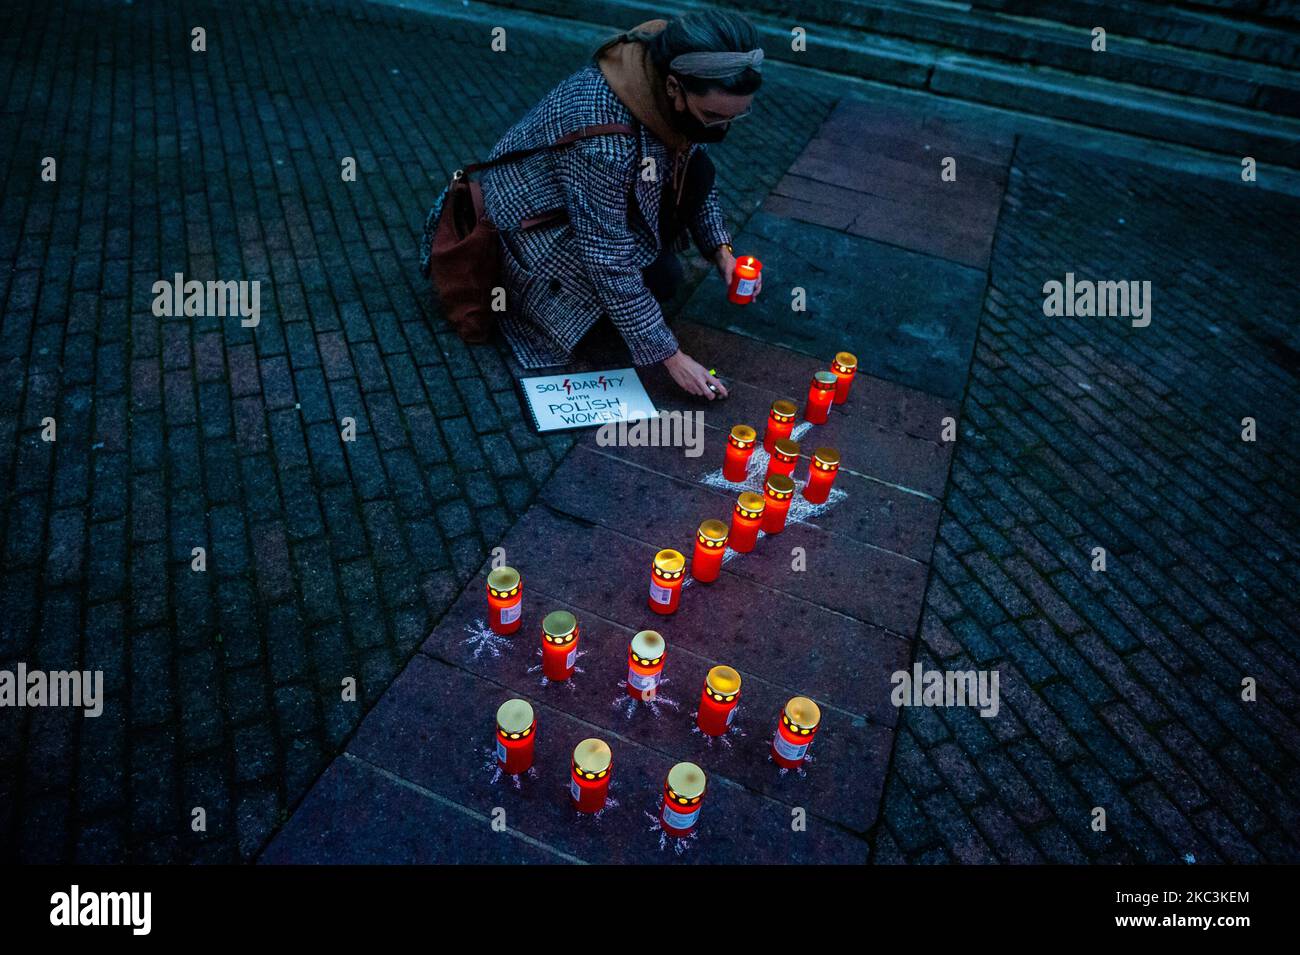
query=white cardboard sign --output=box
[519,368,658,433]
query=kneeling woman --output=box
[481,12,764,399]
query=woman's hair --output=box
[646,11,764,96]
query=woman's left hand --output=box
[716,245,761,299]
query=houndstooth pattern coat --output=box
[476,64,731,368]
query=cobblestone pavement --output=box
[869,139,1300,864]
[0,0,839,862]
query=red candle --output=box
[486,566,522,635]
[802,447,840,504]
[648,548,685,615]
[626,630,666,699]
[570,738,612,814]
[771,696,821,769]
[762,473,795,535]
[541,610,579,682]
[660,761,707,837]
[804,371,837,424]
[765,438,800,481]
[696,665,741,737]
[495,698,536,775]
[691,519,728,583]
[831,351,857,404]
[728,491,765,553]
[763,399,797,453]
[722,424,757,482]
[727,255,762,305]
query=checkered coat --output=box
[477,64,731,368]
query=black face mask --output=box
[668,100,730,143]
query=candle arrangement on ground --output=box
[495,699,536,775]
[541,610,579,682]
[771,696,820,770]
[486,566,522,635]
[831,351,857,404]
[763,399,797,453]
[726,255,762,305]
[571,738,613,814]
[802,447,841,504]
[691,519,728,583]
[766,438,799,481]
[626,630,667,699]
[648,548,686,614]
[696,665,742,736]
[727,491,764,553]
[660,761,707,836]
[804,370,838,424]
[762,473,796,535]
[722,424,757,482]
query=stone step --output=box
[473,0,1300,166]
[973,0,1300,67]
[710,0,1300,114]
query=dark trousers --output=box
[643,150,716,303]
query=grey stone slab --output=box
[259,754,567,864]
[679,211,987,403]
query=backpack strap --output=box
[459,123,636,177]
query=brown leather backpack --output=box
[421,123,635,343]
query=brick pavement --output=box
[0,0,840,862]
[869,137,1300,864]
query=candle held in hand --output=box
[803,447,840,504]
[485,566,522,635]
[805,370,838,424]
[727,256,762,305]
[722,424,757,482]
[691,519,729,583]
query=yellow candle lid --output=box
[631,630,665,661]
[765,473,795,496]
[542,610,577,639]
[573,738,612,775]
[729,424,756,444]
[667,761,707,800]
[784,696,821,730]
[653,549,685,575]
[736,491,765,515]
[496,699,534,734]
[487,566,520,594]
[698,519,728,542]
[706,665,741,696]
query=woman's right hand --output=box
[663,350,728,400]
